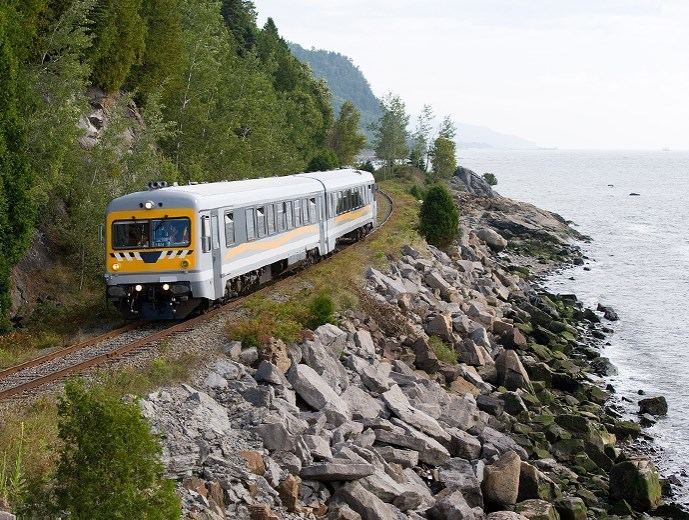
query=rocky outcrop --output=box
[139,183,674,518]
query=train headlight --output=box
[112,263,120,271]
[135,284,143,292]
[162,283,170,291]
[144,201,154,210]
[180,259,190,269]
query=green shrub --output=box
[409,184,426,201]
[419,184,459,247]
[54,380,180,519]
[0,422,25,509]
[357,160,375,173]
[428,336,457,364]
[308,293,335,329]
[482,172,498,186]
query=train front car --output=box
[104,186,206,319]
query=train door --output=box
[210,210,223,300]
[317,194,328,255]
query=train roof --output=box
[106,169,375,213]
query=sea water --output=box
[460,149,689,505]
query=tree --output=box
[419,184,459,248]
[409,104,433,171]
[0,9,36,331]
[372,93,409,176]
[328,101,365,166]
[128,0,184,104]
[220,0,257,53]
[306,149,338,172]
[54,380,180,518]
[88,0,146,93]
[482,172,498,186]
[430,115,457,180]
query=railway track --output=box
[0,190,395,401]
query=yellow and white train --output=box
[104,169,377,319]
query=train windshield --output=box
[112,218,190,249]
[151,218,190,247]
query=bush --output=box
[306,149,339,172]
[419,184,459,247]
[428,336,457,364]
[54,380,180,519]
[409,184,426,201]
[357,160,375,173]
[482,172,498,186]
[308,293,335,329]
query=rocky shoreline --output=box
[141,171,686,519]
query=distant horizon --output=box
[254,1,689,151]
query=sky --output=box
[253,0,689,150]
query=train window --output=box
[309,198,317,223]
[256,207,266,238]
[286,201,293,229]
[276,203,285,232]
[224,212,235,246]
[302,198,308,224]
[246,208,256,241]
[329,193,336,218]
[112,220,149,249]
[293,199,302,227]
[267,205,275,235]
[336,191,345,214]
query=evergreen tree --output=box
[306,149,338,172]
[0,8,37,330]
[129,0,184,104]
[54,380,180,518]
[328,101,366,166]
[372,93,409,176]
[430,115,457,179]
[419,184,459,248]
[88,0,146,93]
[220,0,257,53]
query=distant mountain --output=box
[456,122,539,150]
[288,42,381,141]
[289,42,540,150]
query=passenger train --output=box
[104,169,377,319]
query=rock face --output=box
[609,458,662,511]
[452,165,496,198]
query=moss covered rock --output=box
[609,458,662,512]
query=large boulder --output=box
[554,497,587,520]
[428,489,479,520]
[496,350,532,391]
[477,228,508,252]
[487,514,529,520]
[336,482,397,520]
[482,450,522,507]
[382,385,450,442]
[609,458,662,511]
[452,165,496,198]
[287,364,351,424]
[638,396,668,416]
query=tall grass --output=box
[0,422,25,510]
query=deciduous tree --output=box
[372,93,409,176]
[328,101,366,166]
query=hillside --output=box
[457,122,539,150]
[289,42,381,141]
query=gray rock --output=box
[337,482,398,520]
[255,360,289,386]
[413,337,440,373]
[301,462,375,481]
[239,346,259,366]
[314,323,349,354]
[203,370,228,389]
[452,165,496,198]
[438,458,483,508]
[425,271,457,301]
[341,385,386,420]
[287,364,351,423]
[353,329,377,358]
[479,427,528,460]
[428,489,478,519]
[483,450,521,507]
[374,422,450,466]
[638,395,668,416]
[303,434,333,460]
[477,228,508,252]
[393,490,423,512]
[425,314,454,342]
[499,391,528,415]
[382,385,450,442]
[515,499,561,519]
[487,513,529,520]
[496,350,532,391]
[447,427,482,460]
[301,339,349,394]
[440,395,484,432]
[375,446,419,468]
[367,267,409,300]
[348,355,392,393]
[360,469,406,501]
